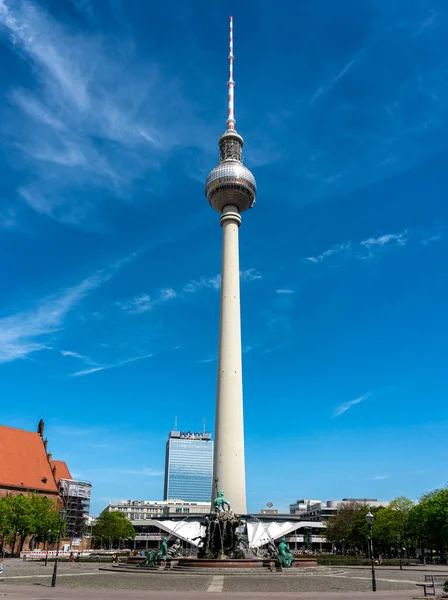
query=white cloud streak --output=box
[276,289,295,294]
[240,268,262,282]
[306,231,411,264]
[422,233,442,245]
[60,349,92,361]
[333,394,369,418]
[0,272,104,363]
[371,475,391,480]
[360,232,407,249]
[183,275,221,293]
[118,288,177,314]
[0,253,137,364]
[310,59,355,104]
[120,269,261,316]
[72,352,153,377]
[111,467,163,477]
[306,242,351,263]
[0,0,209,226]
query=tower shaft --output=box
[213,205,247,514]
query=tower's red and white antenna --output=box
[227,16,235,131]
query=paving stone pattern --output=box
[1,559,447,595]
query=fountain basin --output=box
[176,557,317,569]
[178,558,263,569]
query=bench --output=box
[416,575,447,596]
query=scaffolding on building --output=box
[59,478,92,539]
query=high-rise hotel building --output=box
[163,430,213,502]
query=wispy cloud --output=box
[306,231,412,264]
[118,288,176,314]
[112,467,163,477]
[0,273,105,363]
[360,232,407,249]
[417,12,439,35]
[240,268,262,282]
[310,59,355,104]
[422,233,442,245]
[0,207,16,229]
[371,475,391,481]
[0,253,136,364]
[306,242,351,263]
[198,355,217,364]
[184,269,261,292]
[71,352,153,377]
[333,393,369,418]
[60,349,89,360]
[0,0,209,227]
[276,289,295,294]
[183,275,221,293]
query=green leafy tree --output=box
[30,496,61,547]
[0,496,14,550]
[8,495,35,552]
[325,501,373,551]
[93,511,135,549]
[373,497,413,554]
[409,487,448,561]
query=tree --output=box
[324,501,373,552]
[0,496,14,551]
[8,495,35,552]
[93,511,135,549]
[373,497,413,554]
[409,487,448,562]
[0,494,62,553]
[29,496,61,548]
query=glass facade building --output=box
[163,430,213,502]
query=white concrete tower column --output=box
[213,204,246,514]
[205,17,256,515]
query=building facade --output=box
[106,499,211,520]
[0,420,91,551]
[163,430,213,502]
[290,498,390,521]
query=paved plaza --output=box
[1,560,447,598]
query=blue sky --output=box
[0,0,447,516]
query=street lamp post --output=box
[365,510,376,592]
[397,533,402,570]
[51,507,66,588]
[44,530,52,567]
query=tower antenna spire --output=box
[227,16,235,131]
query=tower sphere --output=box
[205,131,257,214]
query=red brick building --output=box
[0,420,71,501]
[0,420,91,551]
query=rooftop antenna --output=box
[227,16,235,131]
[203,418,206,434]
[174,416,178,431]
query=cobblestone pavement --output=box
[0,559,445,596]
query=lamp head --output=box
[365,510,374,526]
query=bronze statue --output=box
[138,550,156,567]
[214,490,231,512]
[276,537,294,568]
[157,537,168,561]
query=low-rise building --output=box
[105,498,211,520]
[290,498,390,522]
[289,499,321,515]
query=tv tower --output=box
[205,16,256,515]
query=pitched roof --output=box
[0,425,58,493]
[51,460,72,483]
